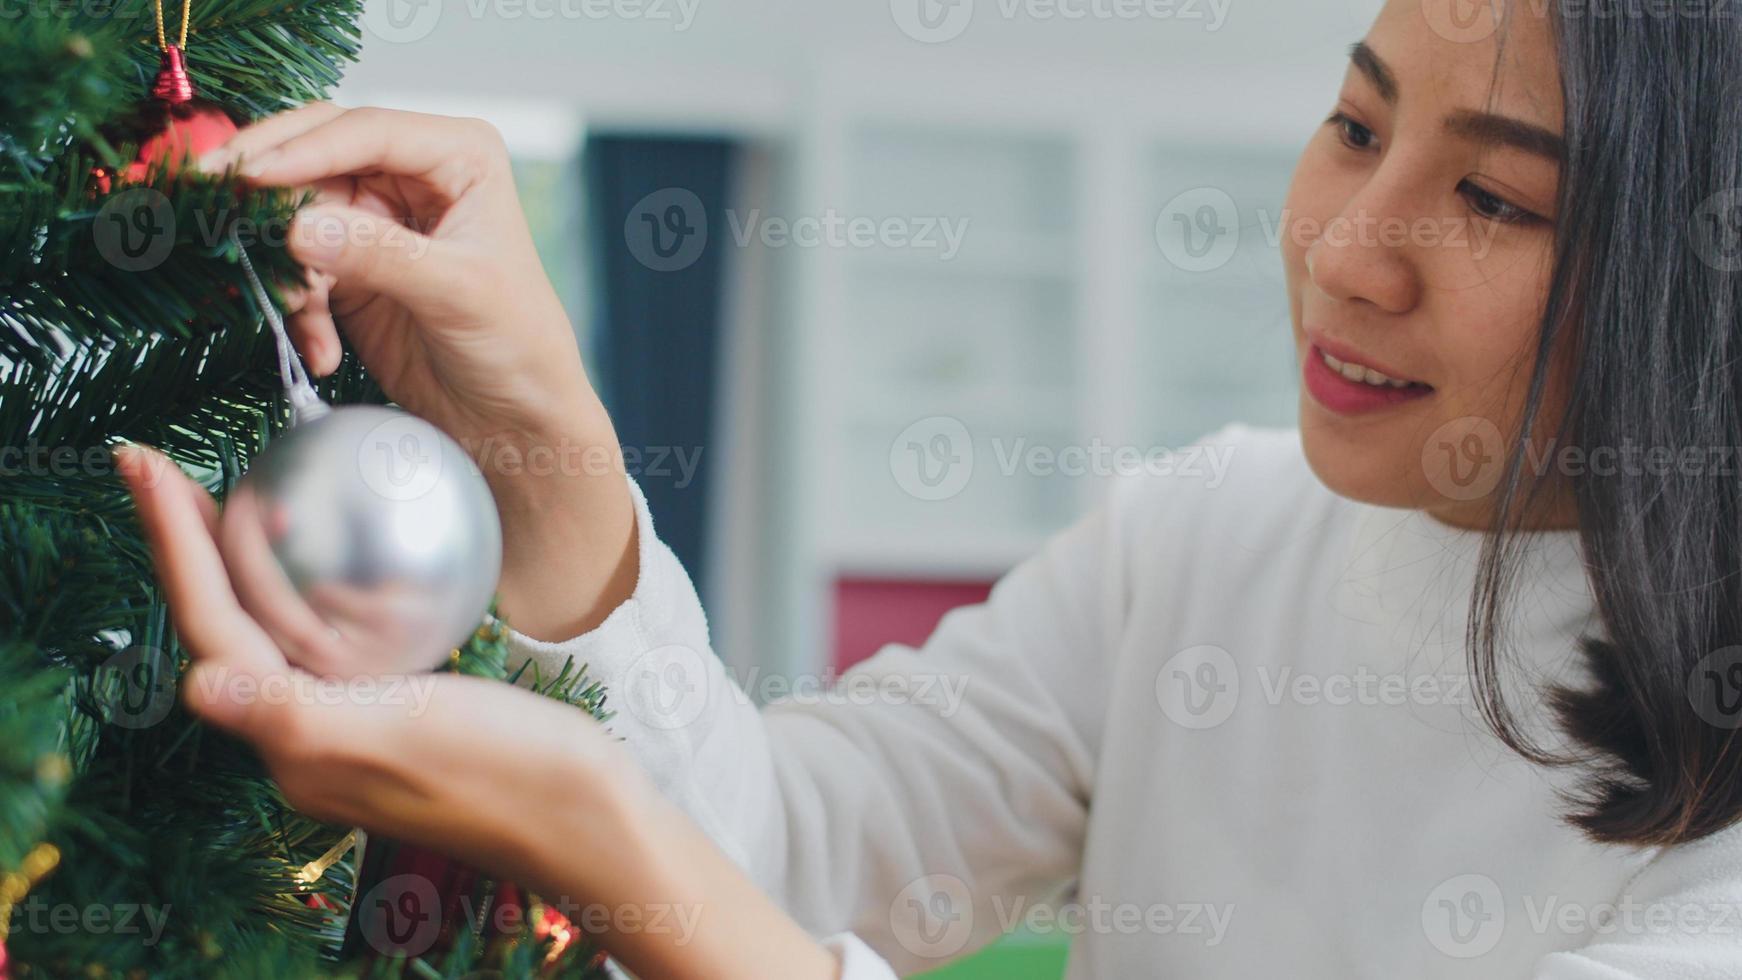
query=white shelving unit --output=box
[345,61,1330,687]
[767,60,1306,682]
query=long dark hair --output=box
[1474,4,1742,846]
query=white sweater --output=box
[504,425,1742,978]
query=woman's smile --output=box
[1300,334,1433,416]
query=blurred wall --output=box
[336,0,1390,680]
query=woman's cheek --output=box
[1416,215,1537,297]
[1435,235,1556,422]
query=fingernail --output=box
[112,444,140,484]
[197,149,233,174]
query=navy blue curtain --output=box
[585,136,736,598]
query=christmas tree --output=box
[2,2,610,975]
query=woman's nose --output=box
[1302,202,1423,316]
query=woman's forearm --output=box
[522,761,840,980]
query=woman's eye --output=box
[1458,179,1538,224]
[1327,112,1376,151]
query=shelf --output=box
[843,234,1076,281]
[823,528,1049,581]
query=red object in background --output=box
[832,578,994,672]
[343,840,512,962]
[123,102,236,179]
[92,46,239,193]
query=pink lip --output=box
[1306,333,1422,384]
[1301,342,1433,416]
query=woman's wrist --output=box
[482,397,640,642]
[538,768,839,980]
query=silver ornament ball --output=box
[219,405,502,677]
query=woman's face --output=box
[1284,0,1567,527]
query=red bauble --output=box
[124,102,238,179]
[92,45,239,193]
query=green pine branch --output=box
[3,2,619,976]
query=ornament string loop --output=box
[154,0,192,52]
[231,227,330,426]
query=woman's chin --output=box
[1297,401,1434,512]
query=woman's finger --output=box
[286,273,342,376]
[215,487,355,677]
[235,108,499,199]
[117,447,314,745]
[288,203,471,314]
[115,445,283,676]
[198,101,346,173]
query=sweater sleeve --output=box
[500,476,1121,975]
[1530,823,1742,978]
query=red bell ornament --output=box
[92,0,241,193]
[129,45,239,178]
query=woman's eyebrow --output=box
[1444,109,1566,161]
[1349,39,1564,162]
[1349,41,1397,103]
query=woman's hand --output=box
[117,443,629,876]
[202,104,635,642]
[117,446,841,980]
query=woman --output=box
[116,0,1742,975]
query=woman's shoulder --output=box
[1103,422,1341,547]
